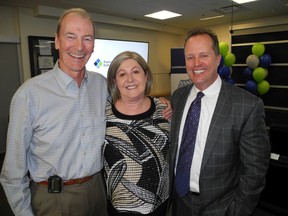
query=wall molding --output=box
[232,15,288,31]
[0,36,20,43]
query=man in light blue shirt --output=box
[0,8,108,216]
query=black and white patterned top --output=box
[104,97,170,214]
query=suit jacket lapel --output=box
[201,82,232,172]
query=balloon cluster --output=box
[244,42,272,95]
[218,42,236,84]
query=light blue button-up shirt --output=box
[0,62,108,215]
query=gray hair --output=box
[56,8,95,38]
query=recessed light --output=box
[145,10,182,20]
[233,0,257,4]
[200,15,224,21]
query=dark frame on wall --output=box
[28,36,58,77]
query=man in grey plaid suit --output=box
[168,28,270,215]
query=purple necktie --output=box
[175,91,204,197]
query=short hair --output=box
[107,51,153,102]
[184,28,220,56]
[56,8,95,38]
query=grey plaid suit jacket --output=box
[169,81,271,215]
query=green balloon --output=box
[224,53,236,67]
[253,67,267,82]
[264,68,268,77]
[219,42,229,57]
[257,80,270,95]
[252,43,265,57]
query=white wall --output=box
[0,6,19,37]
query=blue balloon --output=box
[243,67,253,81]
[226,77,235,84]
[219,56,224,67]
[259,54,272,68]
[245,80,258,95]
[218,66,230,79]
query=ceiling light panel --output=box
[233,0,258,4]
[145,10,182,20]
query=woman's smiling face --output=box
[115,58,148,101]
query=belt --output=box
[190,191,200,196]
[37,175,94,186]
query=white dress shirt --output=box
[176,75,222,193]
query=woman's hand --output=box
[159,97,172,120]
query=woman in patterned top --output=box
[104,51,170,216]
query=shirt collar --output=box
[54,61,88,91]
[193,75,222,97]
